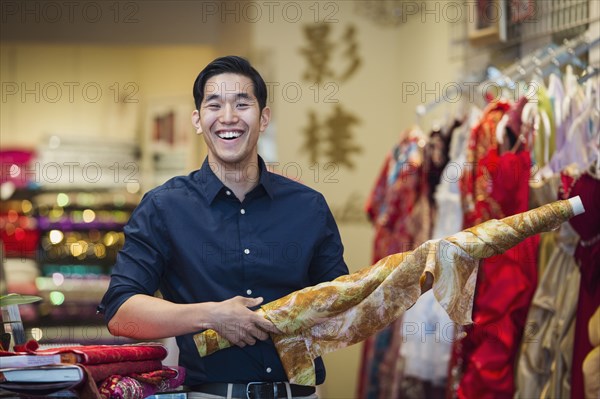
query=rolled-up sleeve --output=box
[308,194,349,284]
[99,191,171,322]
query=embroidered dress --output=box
[365,128,431,261]
[452,148,539,398]
[451,96,540,397]
[460,101,510,227]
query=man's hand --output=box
[208,296,281,348]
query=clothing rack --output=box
[416,32,600,117]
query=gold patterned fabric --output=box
[194,199,577,386]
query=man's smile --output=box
[216,130,244,140]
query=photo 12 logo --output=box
[1,81,139,104]
[1,1,140,24]
[198,1,339,23]
[401,80,540,105]
[1,162,139,185]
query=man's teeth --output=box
[218,131,242,139]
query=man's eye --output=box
[237,103,249,108]
[206,104,220,109]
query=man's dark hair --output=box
[192,55,268,111]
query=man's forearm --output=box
[107,294,211,339]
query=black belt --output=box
[190,382,316,399]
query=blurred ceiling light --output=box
[94,243,107,258]
[82,209,96,223]
[56,193,69,207]
[21,200,33,214]
[49,291,65,306]
[52,272,65,286]
[103,232,117,246]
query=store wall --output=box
[250,3,463,398]
[0,44,213,156]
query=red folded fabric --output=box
[15,340,167,365]
[84,360,164,383]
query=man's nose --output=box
[220,103,239,123]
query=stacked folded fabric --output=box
[31,342,168,383]
[3,340,185,398]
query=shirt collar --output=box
[196,156,274,204]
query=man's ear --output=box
[259,107,271,133]
[191,110,202,134]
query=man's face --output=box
[192,73,270,168]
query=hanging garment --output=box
[433,107,481,241]
[392,117,472,397]
[194,199,581,386]
[460,101,511,227]
[515,220,581,399]
[532,85,556,170]
[365,127,431,261]
[399,290,454,386]
[397,119,466,384]
[515,172,581,399]
[452,147,540,399]
[548,79,589,174]
[425,123,456,208]
[565,170,600,399]
[547,73,565,136]
[393,122,460,399]
[450,99,532,398]
[360,127,431,399]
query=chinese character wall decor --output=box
[300,23,362,84]
[301,104,362,170]
[299,23,364,170]
[323,104,361,169]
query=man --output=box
[99,56,349,398]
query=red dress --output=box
[453,148,539,398]
[452,98,539,397]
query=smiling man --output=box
[192,70,269,201]
[99,56,349,398]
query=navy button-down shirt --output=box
[100,156,349,386]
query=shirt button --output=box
[240,209,246,215]
[244,248,250,255]
[266,367,272,373]
[246,289,252,295]
[226,190,231,196]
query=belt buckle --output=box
[246,382,278,399]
